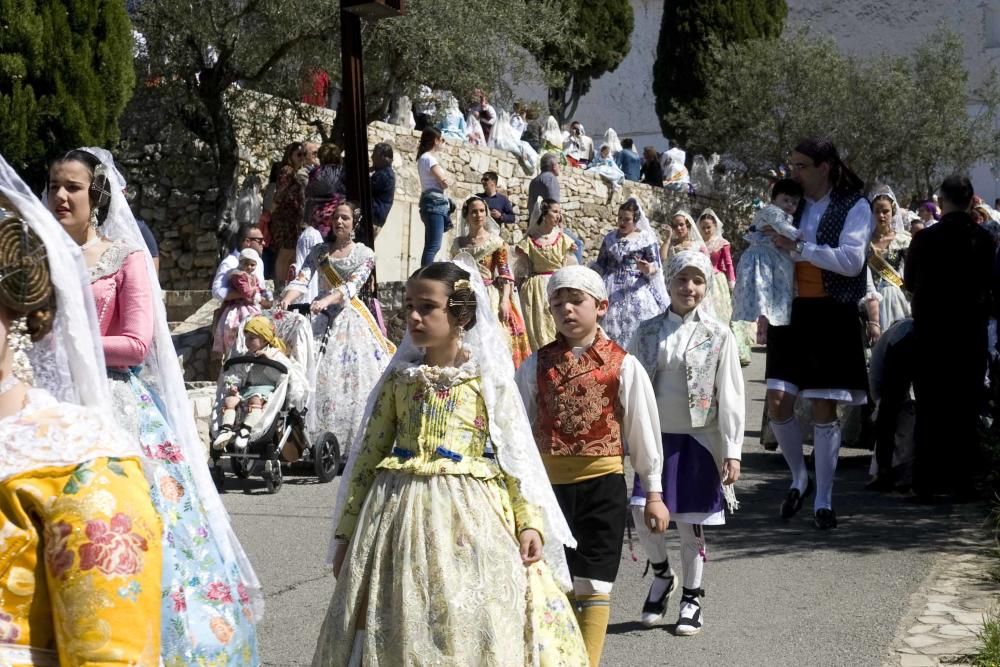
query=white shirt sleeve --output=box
[211,254,237,301]
[619,354,663,494]
[714,330,746,460]
[799,198,873,277]
[514,354,539,427]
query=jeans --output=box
[564,227,585,264]
[421,211,448,266]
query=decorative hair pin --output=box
[453,279,471,291]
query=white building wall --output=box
[515,0,1000,199]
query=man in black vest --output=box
[764,138,872,529]
[904,175,993,501]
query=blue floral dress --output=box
[591,229,669,346]
[732,230,795,327]
[93,242,260,667]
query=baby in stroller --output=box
[212,315,304,451]
[214,248,264,355]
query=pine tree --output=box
[0,0,135,185]
[529,0,634,124]
[653,0,786,147]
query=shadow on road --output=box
[710,448,990,562]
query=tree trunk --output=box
[199,71,241,254]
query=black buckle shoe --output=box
[780,478,814,520]
[675,587,704,636]
[639,562,677,627]
[814,508,838,530]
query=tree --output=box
[0,0,135,186]
[528,0,633,124]
[666,31,1000,199]
[653,0,786,148]
[133,0,562,228]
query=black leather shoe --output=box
[780,478,814,520]
[814,508,838,530]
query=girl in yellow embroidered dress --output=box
[314,261,586,667]
[516,200,577,352]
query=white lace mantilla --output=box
[398,360,478,388]
[0,389,141,483]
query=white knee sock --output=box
[772,415,807,492]
[347,629,365,667]
[677,522,705,590]
[631,505,669,563]
[813,421,841,511]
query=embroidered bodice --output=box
[516,231,575,275]
[335,362,542,541]
[533,332,627,457]
[0,389,162,665]
[870,234,910,273]
[89,240,154,369]
[288,242,374,300]
[593,230,660,279]
[451,235,514,285]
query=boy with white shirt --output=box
[515,265,665,666]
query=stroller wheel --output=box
[315,433,341,483]
[264,459,283,494]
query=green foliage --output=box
[667,31,1000,198]
[0,0,135,185]
[974,605,1000,667]
[133,0,565,220]
[653,0,786,146]
[527,0,633,124]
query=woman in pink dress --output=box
[47,148,262,666]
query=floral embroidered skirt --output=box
[519,274,558,352]
[487,283,532,369]
[312,471,587,666]
[311,303,394,447]
[109,370,260,666]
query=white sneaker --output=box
[212,427,234,451]
[674,588,704,636]
[639,566,677,627]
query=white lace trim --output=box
[0,389,140,482]
[89,239,143,282]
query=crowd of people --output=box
[1,123,998,666]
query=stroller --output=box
[208,309,341,494]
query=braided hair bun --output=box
[0,201,56,341]
[409,261,478,330]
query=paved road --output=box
[221,350,987,666]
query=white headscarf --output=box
[0,155,108,407]
[602,128,623,155]
[547,265,607,301]
[543,116,563,148]
[667,249,716,316]
[671,209,708,252]
[330,254,578,590]
[698,208,728,252]
[56,147,264,620]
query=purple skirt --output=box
[632,433,724,516]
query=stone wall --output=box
[119,89,757,290]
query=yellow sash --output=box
[320,260,396,355]
[868,249,903,288]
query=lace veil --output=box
[330,253,577,590]
[869,185,908,233]
[0,155,108,407]
[455,195,501,240]
[602,128,622,155]
[65,147,264,620]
